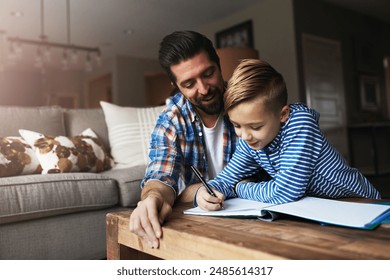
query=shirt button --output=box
[198,132,203,137]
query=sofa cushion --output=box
[19,128,114,174]
[0,173,119,224]
[0,136,42,177]
[101,165,146,207]
[63,108,110,151]
[100,101,164,168]
[0,106,65,137]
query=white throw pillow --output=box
[100,101,165,168]
[19,128,114,174]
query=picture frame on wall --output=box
[360,75,380,112]
[215,20,254,48]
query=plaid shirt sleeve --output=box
[141,110,183,196]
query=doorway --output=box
[302,34,349,162]
[87,73,112,108]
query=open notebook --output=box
[183,197,390,230]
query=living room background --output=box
[1,0,390,196]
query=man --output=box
[129,30,237,248]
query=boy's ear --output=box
[280,105,290,122]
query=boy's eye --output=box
[251,126,262,131]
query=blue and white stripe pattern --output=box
[207,103,381,204]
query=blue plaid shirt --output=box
[141,93,237,196]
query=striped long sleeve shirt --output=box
[208,103,381,204]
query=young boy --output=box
[195,59,381,210]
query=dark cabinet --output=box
[348,123,390,175]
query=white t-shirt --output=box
[202,115,224,179]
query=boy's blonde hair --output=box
[224,59,287,114]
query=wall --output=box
[196,0,390,124]
[199,0,299,103]
[0,68,83,107]
[0,70,44,106]
[113,55,164,107]
[293,0,390,124]
[0,54,164,108]
[82,58,114,108]
[112,0,298,107]
[5,0,389,112]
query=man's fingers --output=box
[159,203,172,225]
[129,214,153,247]
[129,199,160,248]
[154,202,172,238]
[141,212,160,248]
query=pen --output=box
[190,165,224,210]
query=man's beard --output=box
[193,87,224,115]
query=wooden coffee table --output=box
[106,202,390,260]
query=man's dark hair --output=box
[158,30,221,85]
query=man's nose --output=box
[197,79,209,95]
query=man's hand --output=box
[195,186,224,211]
[129,182,174,249]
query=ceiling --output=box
[0,0,389,71]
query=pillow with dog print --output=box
[19,128,114,174]
[0,136,42,177]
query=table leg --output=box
[106,212,160,260]
[106,212,121,260]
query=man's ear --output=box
[280,105,290,122]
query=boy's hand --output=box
[195,186,225,211]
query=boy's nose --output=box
[241,130,252,141]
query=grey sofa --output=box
[0,106,146,259]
